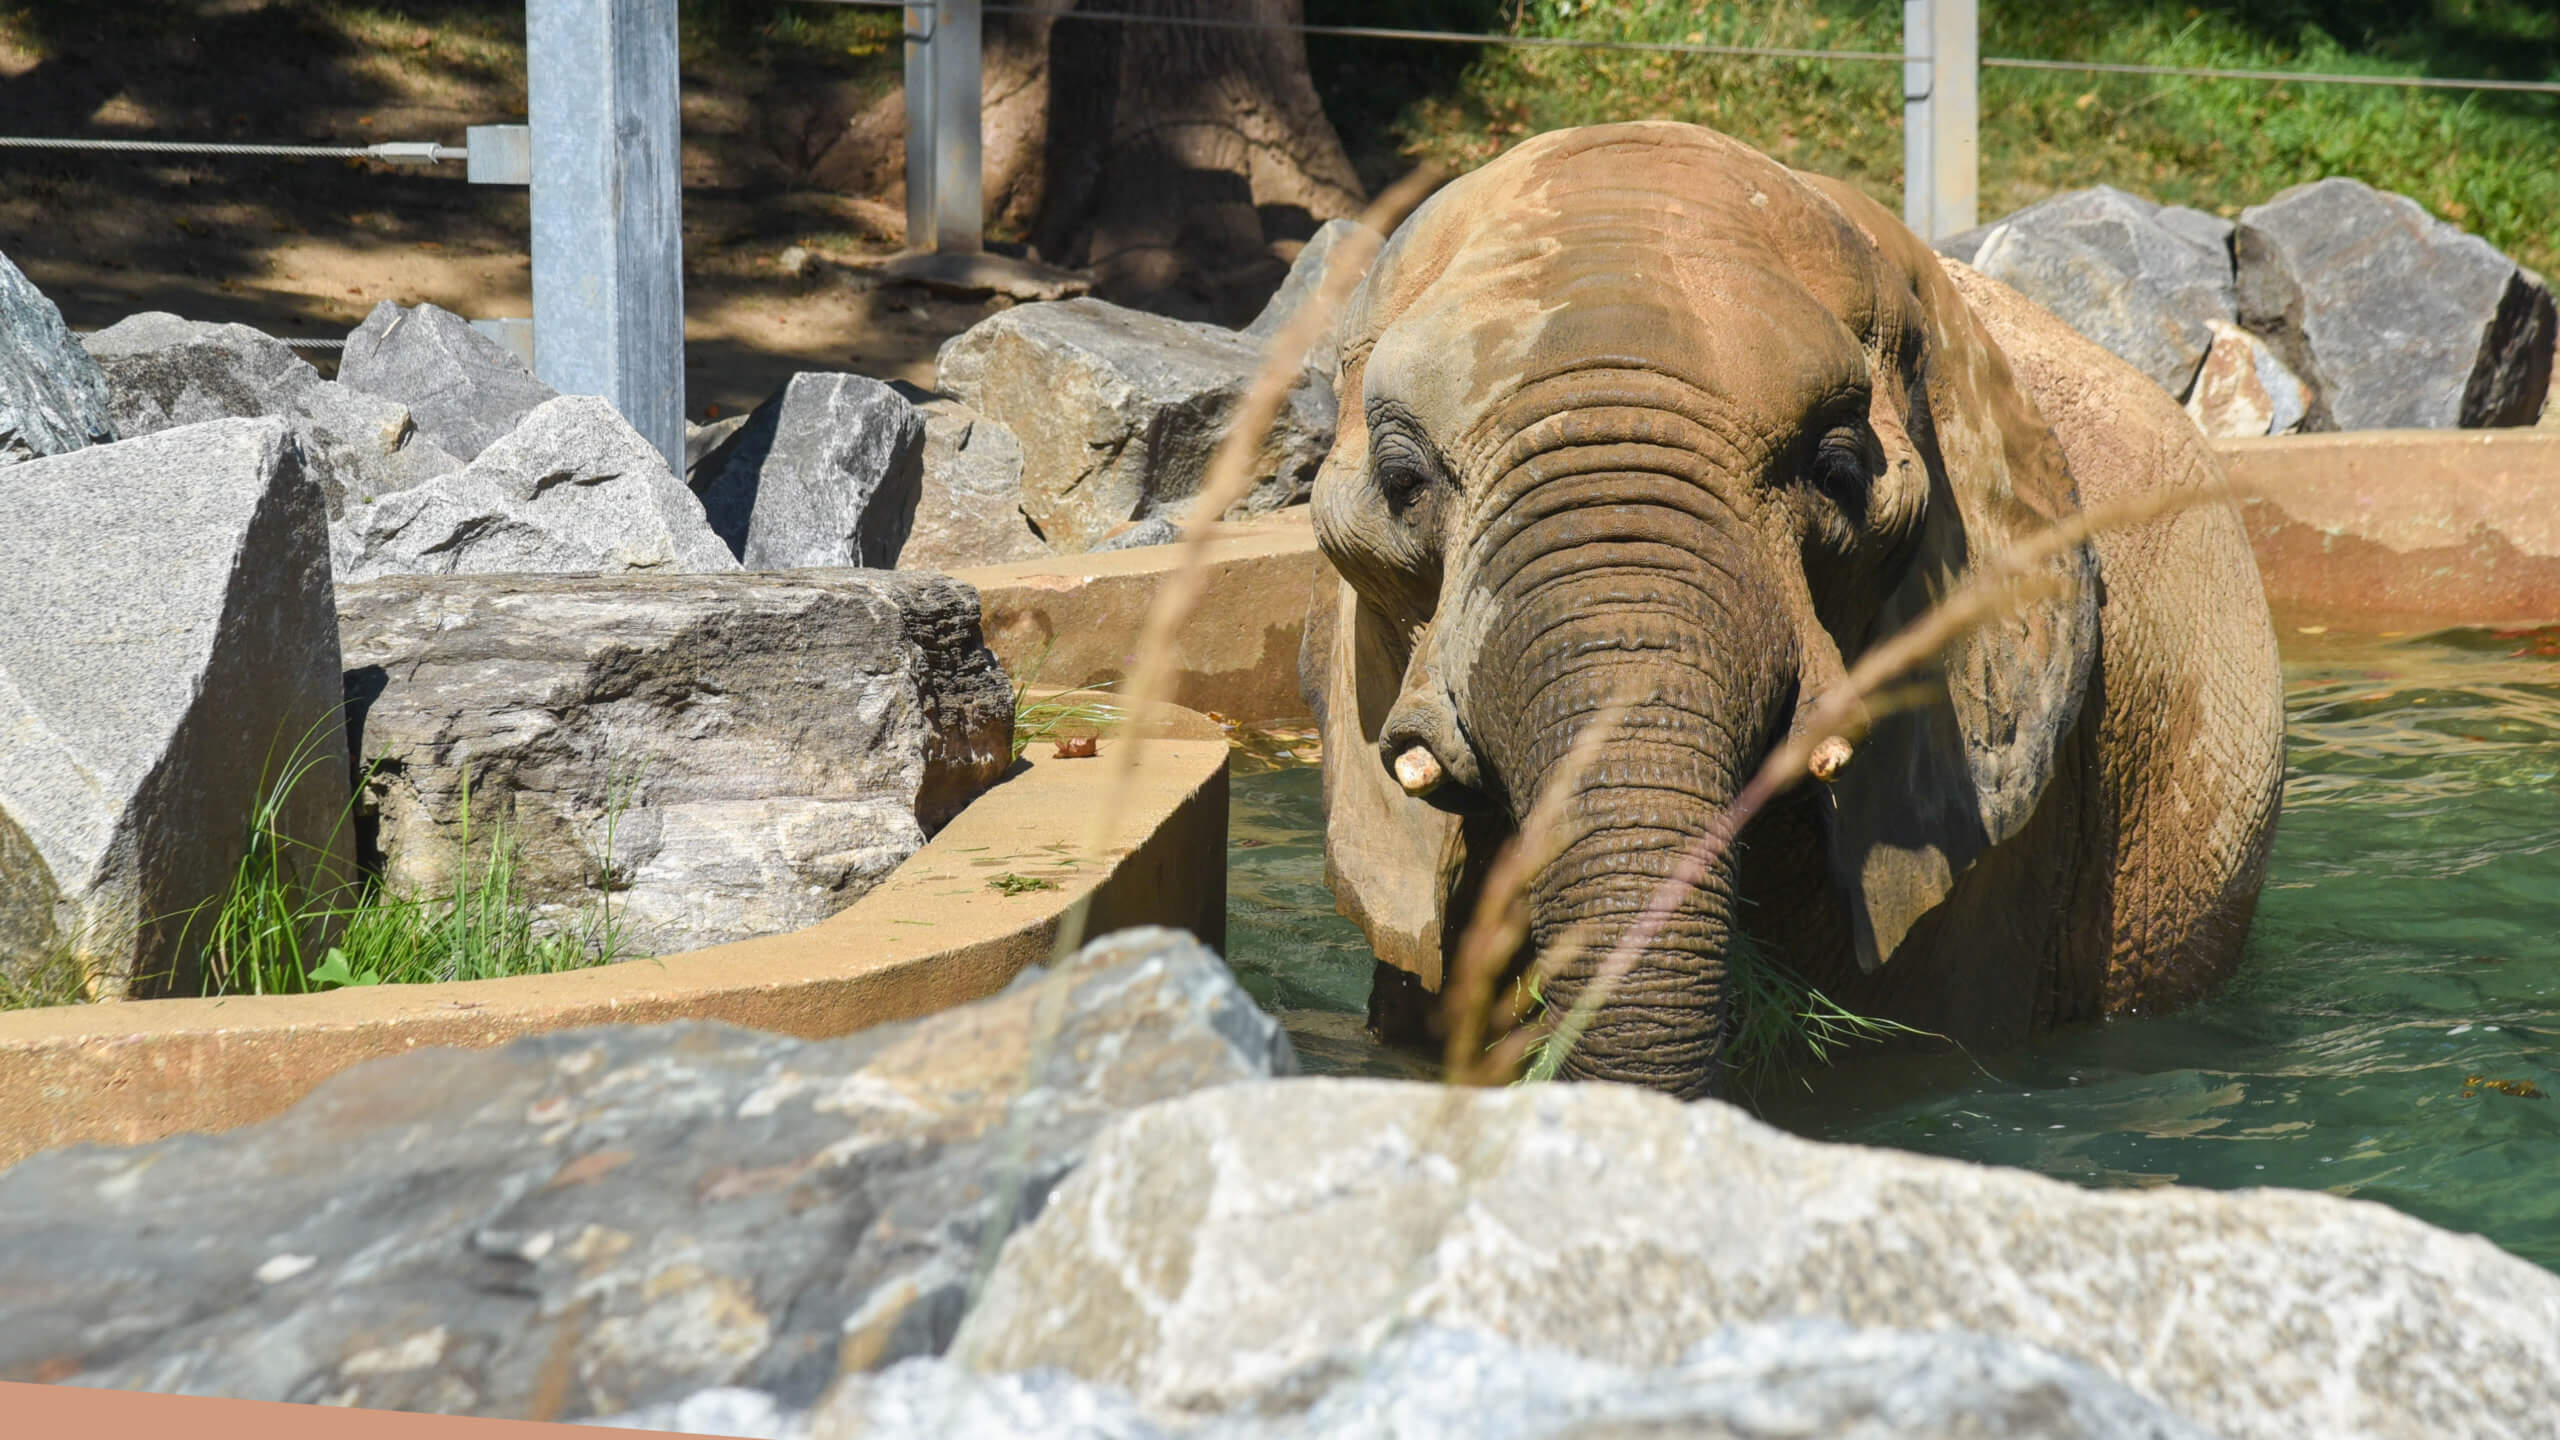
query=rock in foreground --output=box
[2237,178,2556,430]
[0,247,116,465]
[0,928,1296,1420]
[337,299,562,459]
[339,568,1012,954]
[0,417,350,998]
[935,298,1329,552]
[954,1078,2560,1440]
[694,374,924,569]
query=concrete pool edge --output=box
[0,717,1230,1171]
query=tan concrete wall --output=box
[0,730,1229,1171]
[2220,429,2560,636]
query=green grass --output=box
[1006,647,1128,763]
[1341,0,2560,277]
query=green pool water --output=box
[1221,633,2560,1270]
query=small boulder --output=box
[0,417,351,1000]
[694,374,924,569]
[338,568,1012,954]
[935,298,1330,552]
[2236,177,2558,430]
[893,389,1053,572]
[685,413,751,482]
[82,311,461,517]
[1964,186,2237,399]
[336,394,738,584]
[0,928,1296,1419]
[0,248,116,465]
[2185,319,2309,438]
[1089,514,1182,553]
[337,299,561,459]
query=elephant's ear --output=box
[1815,210,2102,973]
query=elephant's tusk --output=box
[1393,744,1445,796]
[1808,735,1855,783]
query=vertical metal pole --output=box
[903,3,938,252]
[1903,0,1979,242]
[932,0,983,254]
[527,0,686,474]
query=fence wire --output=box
[0,137,468,162]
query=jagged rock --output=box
[336,394,737,583]
[1963,186,2237,398]
[0,928,1297,1421]
[2186,319,2309,438]
[1241,217,1375,401]
[934,298,1330,553]
[0,248,116,465]
[2236,178,2558,430]
[81,311,462,517]
[694,374,925,569]
[686,413,751,482]
[954,1078,2560,1440]
[893,389,1052,572]
[1089,515,1182,554]
[338,299,562,459]
[337,568,1012,953]
[0,417,350,999]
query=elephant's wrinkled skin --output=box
[1300,123,2283,1098]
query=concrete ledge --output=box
[0,723,1229,1171]
[957,511,1327,725]
[2219,428,2560,635]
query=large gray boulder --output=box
[0,417,351,1000]
[1962,186,2237,399]
[955,1079,2560,1440]
[934,298,1331,553]
[893,390,1053,572]
[338,299,562,459]
[336,394,737,583]
[338,568,1013,954]
[0,248,116,465]
[0,928,1297,1419]
[2236,177,2557,430]
[694,374,925,569]
[81,311,462,517]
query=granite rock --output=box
[0,247,116,464]
[2185,319,2309,438]
[1965,186,2237,398]
[694,374,925,569]
[0,928,1296,1421]
[0,417,350,998]
[955,1078,2560,1440]
[336,394,737,583]
[2235,177,2557,430]
[337,568,1012,953]
[338,299,561,459]
[935,298,1329,552]
[894,390,1051,572]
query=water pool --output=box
[1220,633,2560,1270]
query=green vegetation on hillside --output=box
[1314,0,2560,275]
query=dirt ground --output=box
[0,3,1016,420]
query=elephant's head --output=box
[1312,123,2099,1098]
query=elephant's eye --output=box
[1377,461,1430,515]
[1809,436,1873,518]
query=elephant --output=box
[1298,121,2285,1100]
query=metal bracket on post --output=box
[526,0,687,475]
[1903,0,1979,243]
[465,124,531,187]
[903,0,982,255]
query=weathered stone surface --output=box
[955,1079,2560,1440]
[695,374,925,569]
[2185,319,2309,438]
[1240,217,1375,405]
[82,311,462,518]
[338,568,1012,953]
[0,417,351,998]
[894,390,1051,572]
[1965,186,2237,398]
[2236,178,2557,430]
[935,298,1329,552]
[596,1321,2210,1439]
[0,247,115,465]
[1090,515,1182,553]
[337,394,737,583]
[338,299,561,459]
[686,414,751,482]
[0,928,1297,1420]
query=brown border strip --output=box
[1,1381,657,1439]
[0,729,1229,1171]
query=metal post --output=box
[1902,0,1978,242]
[527,0,686,474]
[903,1,983,255]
